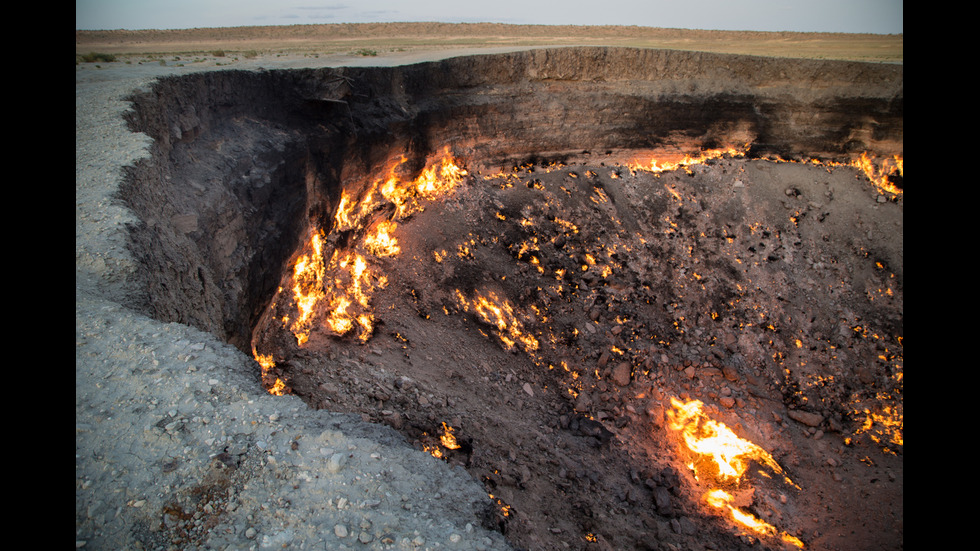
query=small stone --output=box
[359,532,374,543]
[611,363,631,386]
[787,409,824,427]
[652,486,672,513]
[328,453,347,473]
[522,382,534,396]
[334,524,348,538]
[721,365,738,381]
[245,527,257,539]
[719,396,735,408]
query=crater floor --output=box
[254,150,903,551]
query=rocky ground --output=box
[76,52,523,551]
[253,149,903,551]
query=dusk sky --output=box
[75,0,903,35]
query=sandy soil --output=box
[75,23,903,64]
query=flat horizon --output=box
[75,0,903,35]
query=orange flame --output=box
[364,219,401,257]
[286,149,467,347]
[668,398,803,547]
[439,422,461,450]
[629,145,748,174]
[851,152,902,196]
[628,144,902,200]
[290,230,328,346]
[323,250,386,342]
[339,147,469,224]
[668,397,788,484]
[704,490,804,548]
[422,422,462,459]
[252,348,288,395]
[455,288,539,352]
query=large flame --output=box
[668,397,803,548]
[668,397,788,484]
[851,152,902,196]
[258,147,469,359]
[704,489,804,548]
[289,229,328,346]
[336,146,468,228]
[363,219,401,257]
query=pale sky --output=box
[75,0,903,34]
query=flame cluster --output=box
[322,149,467,340]
[850,152,902,196]
[629,145,748,174]
[335,146,468,230]
[629,146,903,199]
[253,350,287,396]
[454,288,539,352]
[668,397,803,548]
[251,148,468,391]
[422,422,462,459]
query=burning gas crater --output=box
[120,48,902,550]
[250,144,902,550]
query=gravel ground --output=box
[76,51,522,551]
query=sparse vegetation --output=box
[77,52,117,63]
[74,24,903,64]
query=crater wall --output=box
[119,47,903,350]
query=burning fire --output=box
[363,219,401,257]
[629,145,748,174]
[850,152,903,196]
[454,288,539,352]
[252,348,288,396]
[252,147,470,386]
[289,229,328,346]
[629,145,903,199]
[422,422,462,459]
[668,397,790,484]
[667,397,804,548]
[335,146,468,228]
[704,489,805,548]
